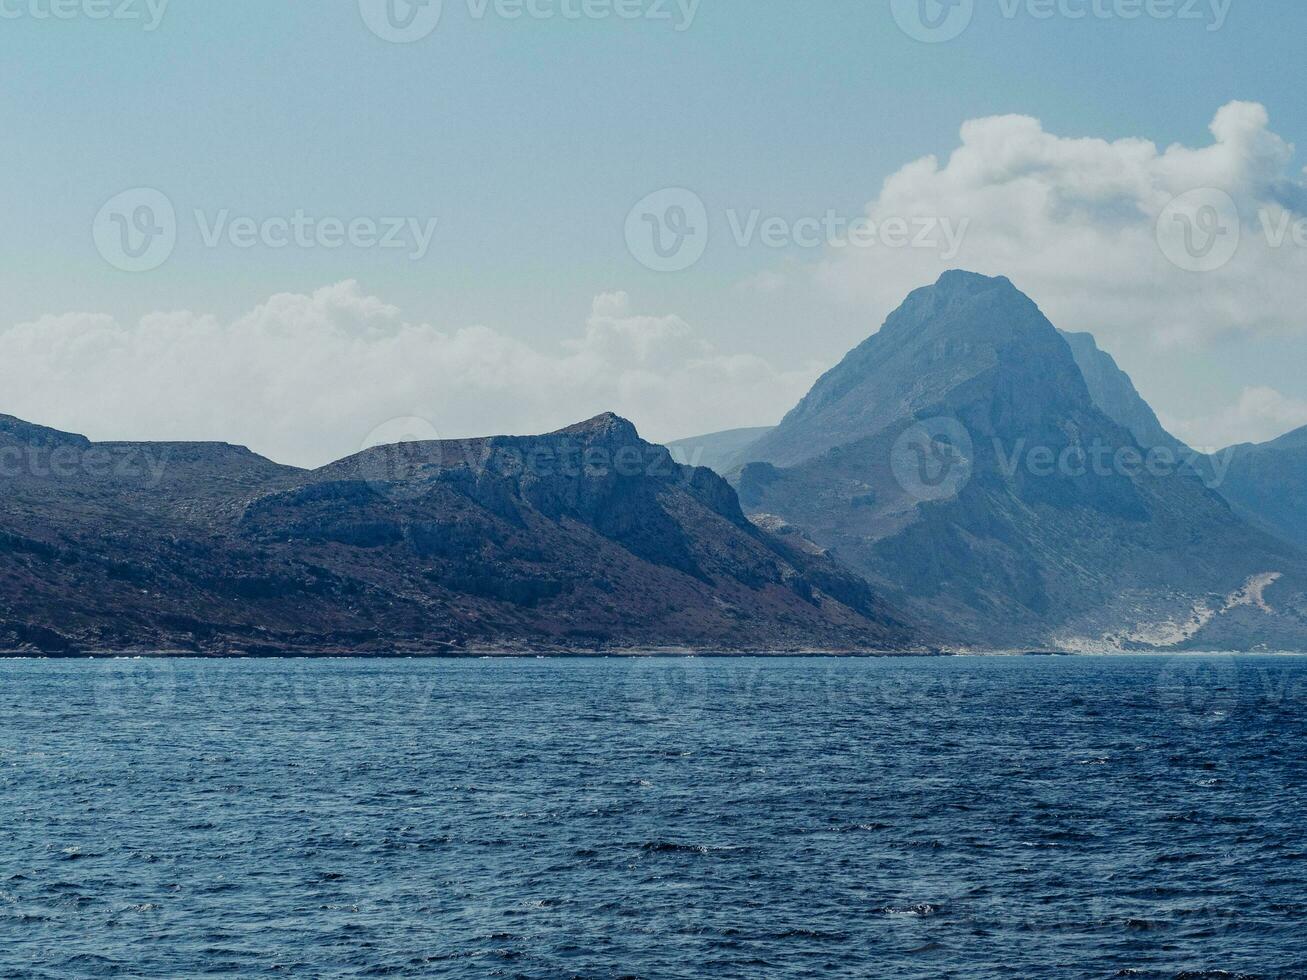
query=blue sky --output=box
[2,1,1305,463]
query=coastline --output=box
[3,648,1304,660]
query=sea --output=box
[1,655,1304,978]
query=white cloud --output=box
[1166,386,1307,451]
[9,103,1303,468]
[0,282,820,468]
[817,101,1307,348]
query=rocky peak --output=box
[746,271,1087,467]
[550,412,641,444]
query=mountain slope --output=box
[665,426,774,475]
[1216,425,1307,553]
[1050,336,1307,543]
[1058,331,1191,456]
[733,272,1307,650]
[0,413,917,654]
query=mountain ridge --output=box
[6,274,1305,653]
[1057,331,1191,456]
[0,411,919,655]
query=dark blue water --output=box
[2,656,1305,978]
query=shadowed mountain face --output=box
[0,413,915,655]
[1217,426,1307,553]
[733,271,1307,650]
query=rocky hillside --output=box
[0,413,917,655]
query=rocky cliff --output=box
[0,412,917,655]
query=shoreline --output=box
[2,649,1304,660]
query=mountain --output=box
[1053,332,1307,545]
[731,271,1307,650]
[1215,425,1307,552]
[0,413,917,655]
[665,426,774,475]
[1058,331,1191,456]
[1055,333,1307,554]
[672,331,1192,474]
[668,330,1191,474]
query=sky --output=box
[2,0,1305,466]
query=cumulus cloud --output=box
[1166,386,1307,451]
[9,103,1304,466]
[818,101,1307,348]
[0,283,820,468]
